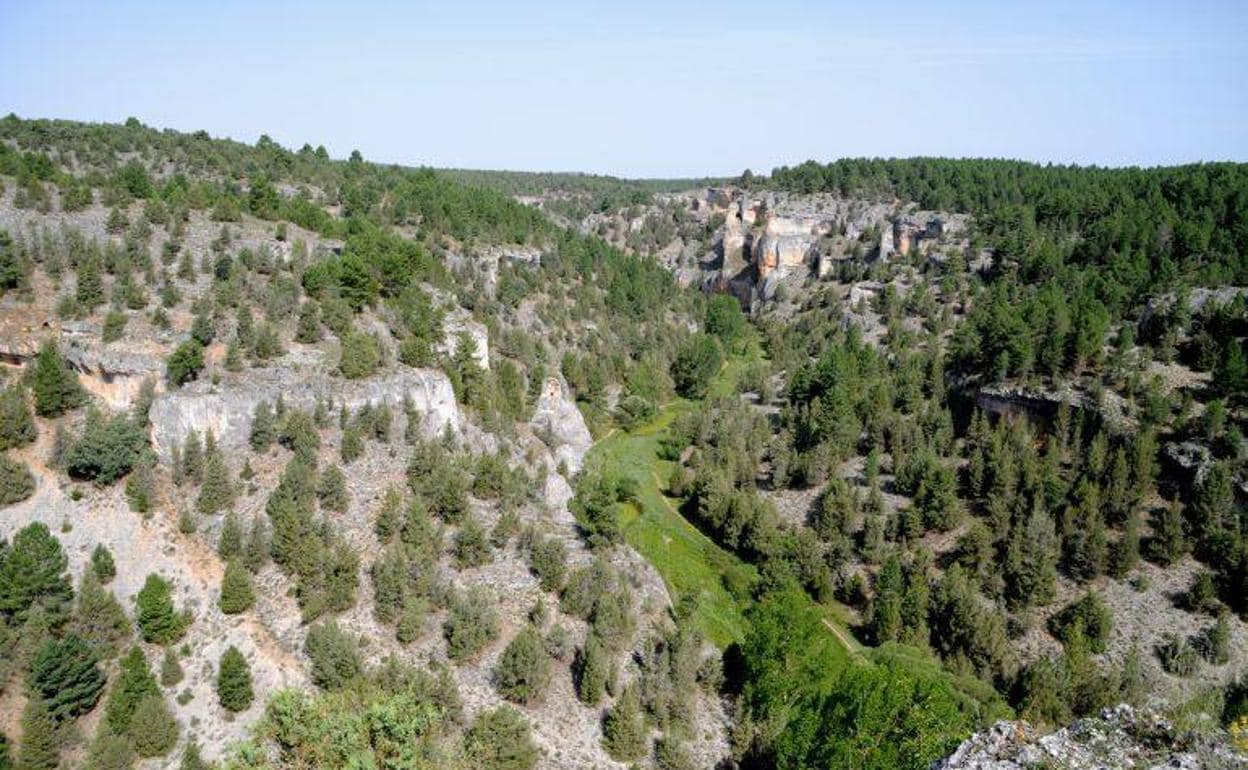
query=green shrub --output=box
[337,330,381,379]
[166,339,204,386]
[304,621,362,690]
[494,626,552,704]
[65,409,147,485]
[602,684,646,761]
[0,453,35,506]
[0,384,35,450]
[1048,593,1114,653]
[465,706,540,770]
[91,544,117,583]
[444,587,499,663]
[528,537,567,592]
[102,311,127,343]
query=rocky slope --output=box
[936,706,1247,770]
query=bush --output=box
[464,706,540,770]
[494,626,552,704]
[166,339,204,386]
[91,543,117,583]
[528,537,567,592]
[65,409,147,485]
[0,453,35,506]
[454,516,492,569]
[1048,593,1114,653]
[217,646,254,712]
[71,571,131,657]
[338,330,381,379]
[136,573,189,644]
[304,621,362,690]
[102,311,127,343]
[84,732,136,770]
[317,465,349,512]
[444,587,499,662]
[160,648,184,687]
[705,293,747,348]
[1157,633,1199,677]
[0,384,35,450]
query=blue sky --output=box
[0,0,1244,177]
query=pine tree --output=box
[317,465,348,513]
[295,302,321,343]
[218,511,243,560]
[124,450,157,513]
[464,706,539,770]
[16,698,60,770]
[0,522,72,623]
[196,442,234,515]
[216,646,254,712]
[602,684,647,761]
[104,647,159,735]
[374,487,402,542]
[130,694,178,757]
[1148,501,1188,566]
[370,544,407,625]
[249,401,275,452]
[160,647,184,687]
[574,636,608,706]
[27,634,106,721]
[494,626,552,704]
[136,573,187,644]
[70,571,130,658]
[91,544,116,583]
[244,515,269,572]
[218,559,255,615]
[868,555,904,643]
[76,256,105,309]
[84,731,136,770]
[32,340,84,417]
[180,430,203,485]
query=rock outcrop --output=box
[529,376,593,474]
[148,366,459,462]
[935,705,1246,770]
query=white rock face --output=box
[529,376,593,474]
[149,366,459,462]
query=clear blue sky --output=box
[0,0,1244,177]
